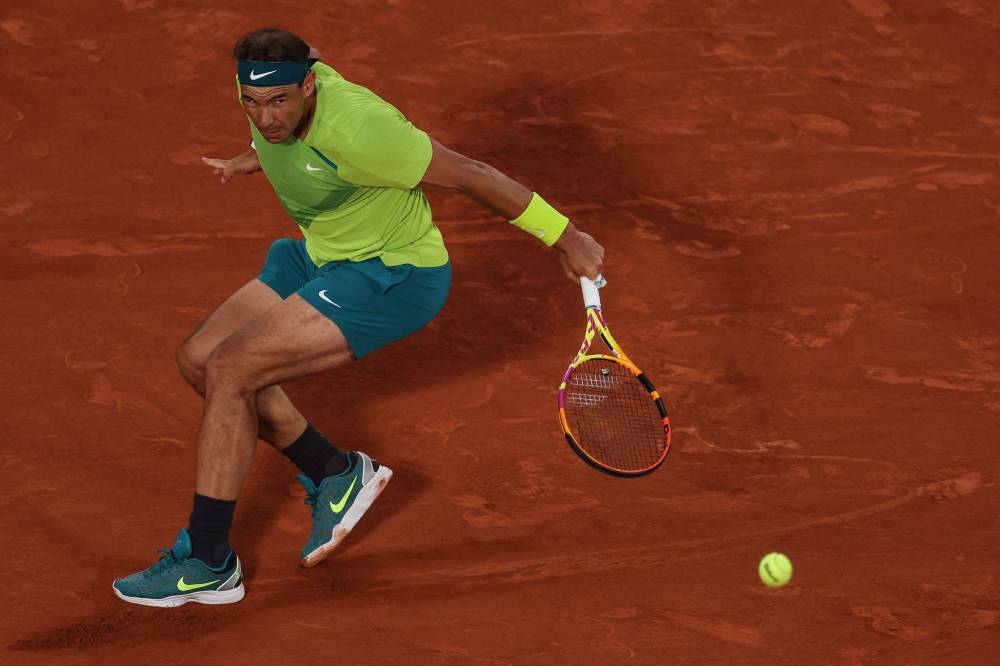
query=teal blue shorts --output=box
[257,238,451,359]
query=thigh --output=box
[209,293,354,391]
[182,278,283,365]
[183,238,315,363]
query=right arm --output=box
[420,139,604,281]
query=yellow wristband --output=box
[509,193,569,246]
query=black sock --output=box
[280,423,350,485]
[187,493,236,569]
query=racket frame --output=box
[557,276,671,477]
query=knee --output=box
[177,337,210,390]
[204,342,257,396]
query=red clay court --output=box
[3,0,999,663]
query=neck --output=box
[294,94,317,140]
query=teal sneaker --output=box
[113,529,244,607]
[298,451,393,567]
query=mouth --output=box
[261,127,284,139]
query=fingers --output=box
[554,227,605,283]
[559,254,577,282]
[202,156,232,184]
[585,239,605,279]
[558,247,604,282]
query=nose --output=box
[259,108,274,126]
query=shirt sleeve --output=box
[334,104,432,189]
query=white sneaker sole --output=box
[300,465,393,568]
[112,582,245,608]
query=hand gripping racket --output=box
[557,275,671,476]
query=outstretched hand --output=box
[200,150,261,184]
[555,223,605,282]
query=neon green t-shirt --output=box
[245,63,448,268]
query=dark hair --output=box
[233,28,309,62]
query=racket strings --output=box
[563,359,666,472]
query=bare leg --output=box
[197,294,353,499]
[177,279,317,448]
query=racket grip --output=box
[580,274,606,309]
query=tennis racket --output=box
[557,275,671,476]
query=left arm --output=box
[420,139,605,281]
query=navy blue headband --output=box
[237,59,318,86]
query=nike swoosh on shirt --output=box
[177,577,220,592]
[329,477,358,514]
[249,69,277,81]
[305,163,324,172]
[318,290,342,308]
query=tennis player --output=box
[113,27,604,606]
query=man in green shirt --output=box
[113,28,604,607]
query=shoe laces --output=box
[303,488,320,519]
[146,547,179,577]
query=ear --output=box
[302,70,317,97]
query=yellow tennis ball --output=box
[758,552,793,588]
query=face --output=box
[240,72,316,143]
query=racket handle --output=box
[580,274,606,309]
